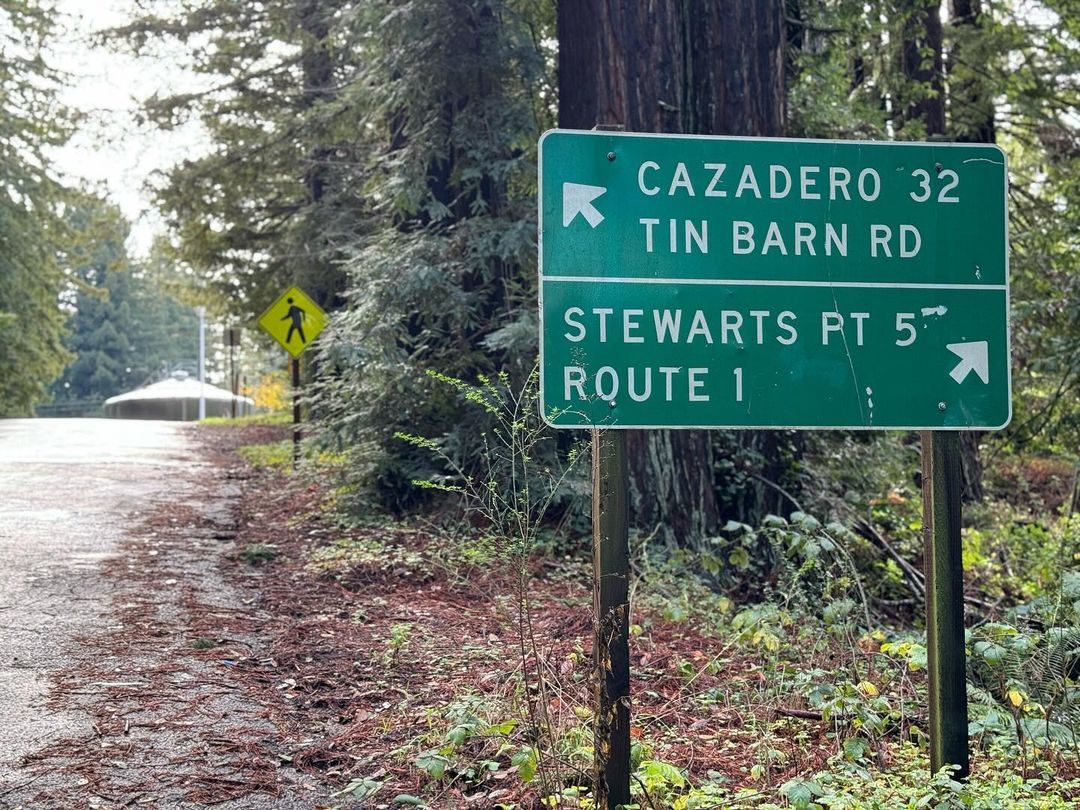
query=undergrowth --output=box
[232,371,1080,808]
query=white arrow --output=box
[563,182,606,228]
[947,341,990,384]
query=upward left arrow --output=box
[563,182,607,228]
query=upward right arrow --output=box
[947,341,990,384]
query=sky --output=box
[48,0,209,257]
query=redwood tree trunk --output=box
[948,0,996,144]
[897,0,945,136]
[897,0,986,502]
[298,0,338,313]
[557,2,786,544]
[947,0,993,500]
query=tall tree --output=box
[111,0,358,318]
[993,3,1080,456]
[947,0,995,144]
[0,0,71,415]
[945,0,996,499]
[557,1,788,543]
[314,0,554,510]
[896,0,945,137]
[52,197,198,404]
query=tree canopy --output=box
[0,0,71,415]
[51,195,199,405]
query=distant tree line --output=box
[50,196,200,406]
[0,1,203,415]
[0,0,70,415]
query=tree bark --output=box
[297,0,339,313]
[897,0,945,136]
[948,0,996,144]
[947,0,994,500]
[557,0,787,545]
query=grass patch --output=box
[237,441,292,470]
[202,410,291,426]
[240,542,278,564]
[306,535,427,579]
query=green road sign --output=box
[538,129,1010,430]
[258,285,327,358]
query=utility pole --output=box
[197,306,206,420]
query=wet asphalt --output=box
[0,418,197,795]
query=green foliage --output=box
[236,441,293,470]
[960,507,1080,602]
[313,0,556,513]
[110,0,359,317]
[761,744,1080,809]
[641,510,873,636]
[413,695,522,788]
[0,0,73,414]
[606,744,1080,809]
[201,410,292,427]
[990,6,1080,455]
[967,574,1080,759]
[51,196,198,404]
[786,2,889,141]
[382,622,414,665]
[393,368,586,558]
[239,543,277,564]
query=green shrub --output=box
[237,440,292,470]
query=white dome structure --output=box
[103,372,255,421]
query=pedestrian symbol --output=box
[283,298,307,344]
[257,286,327,358]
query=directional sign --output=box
[538,129,1011,430]
[257,286,327,358]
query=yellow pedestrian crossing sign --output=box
[257,286,327,358]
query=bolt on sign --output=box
[257,286,327,358]
[538,130,1011,430]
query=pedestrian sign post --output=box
[539,129,1010,430]
[538,128,1011,806]
[257,285,327,358]
[258,285,328,466]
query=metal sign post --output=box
[922,430,970,778]
[257,285,328,470]
[197,306,207,420]
[591,428,630,809]
[226,327,242,419]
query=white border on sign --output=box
[536,128,1012,432]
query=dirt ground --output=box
[5,423,839,809]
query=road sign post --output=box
[258,286,327,469]
[586,123,632,810]
[592,427,630,809]
[197,306,207,420]
[292,357,302,466]
[226,327,242,419]
[538,129,1010,792]
[922,430,969,778]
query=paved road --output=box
[0,419,197,791]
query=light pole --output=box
[197,306,206,420]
